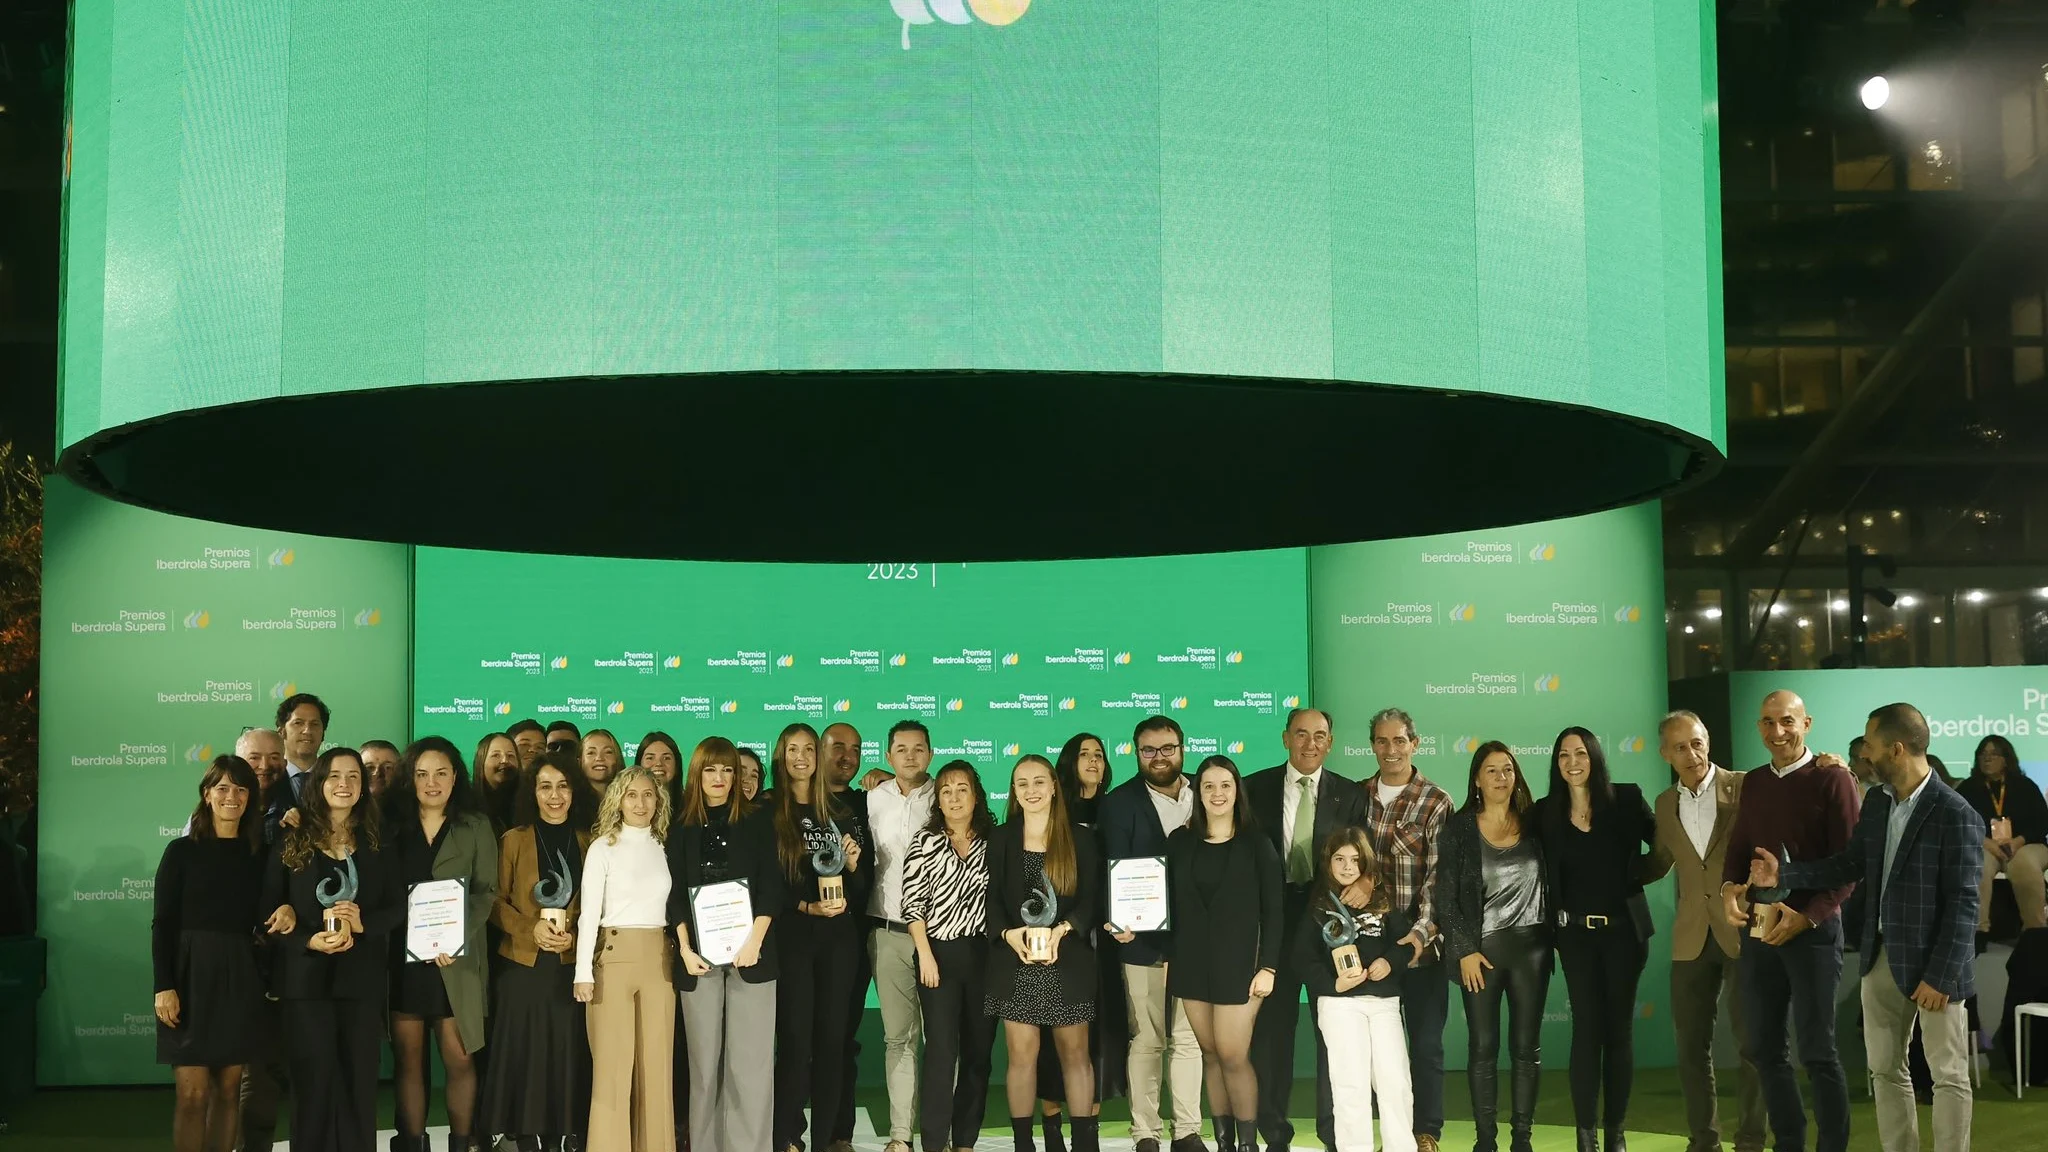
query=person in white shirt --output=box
[574,767,676,1152]
[867,720,938,1152]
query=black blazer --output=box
[1534,784,1656,943]
[665,806,789,990]
[263,839,404,1001]
[1244,764,1369,892]
[986,819,1101,1009]
[1162,826,1283,1004]
[1434,807,1548,970]
[1097,773,1192,965]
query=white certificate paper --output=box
[691,880,756,967]
[405,878,467,962]
[1107,856,1169,934]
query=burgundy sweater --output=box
[1721,756,1861,925]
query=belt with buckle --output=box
[873,918,911,934]
[1560,911,1612,929]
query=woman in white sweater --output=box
[574,767,675,1152]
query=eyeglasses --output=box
[1137,743,1182,760]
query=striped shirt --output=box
[902,828,990,941]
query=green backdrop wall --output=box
[1309,501,1673,1069]
[40,489,1670,1084]
[37,477,411,1086]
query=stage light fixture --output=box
[1861,76,1890,110]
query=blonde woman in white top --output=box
[574,767,675,1152]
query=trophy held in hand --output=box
[1320,896,1363,976]
[534,845,575,933]
[813,821,849,914]
[1021,875,1059,964]
[316,855,359,936]
[1747,844,1792,939]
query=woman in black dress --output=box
[989,754,1102,1152]
[152,754,276,1152]
[1438,741,1551,1152]
[266,746,404,1152]
[764,722,868,1152]
[480,750,597,1150]
[1165,755,1282,1152]
[1036,732,1125,1152]
[1535,728,1654,1152]
[386,736,499,1152]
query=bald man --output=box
[1718,691,1860,1152]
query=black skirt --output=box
[157,930,264,1066]
[391,958,454,1019]
[478,951,591,1137]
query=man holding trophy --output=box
[1717,691,1860,1152]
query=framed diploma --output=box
[405,878,467,962]
[1106,856,1169,934]
[691,880,756,967]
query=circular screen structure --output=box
[59,0,1724,562]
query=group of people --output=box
[148,689,2005,1152]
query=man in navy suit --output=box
[1100,716,1205,1152]
[1744,702,1980,1152]
[1244,708,1369,1152]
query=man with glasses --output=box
[1361,707,1454,1152]
[1100,716,1205,1152]
[1245,708,1368,1152]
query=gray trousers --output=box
[681,969,777,1152]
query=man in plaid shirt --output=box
[1363,708,1455,1152]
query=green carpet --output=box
[2,1066,2040,1151]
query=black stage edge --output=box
[60,371,1721,563]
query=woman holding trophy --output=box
[1163,755,1281,1152]
[666,736,784,1152]
[481,750,597,1151]
[264,746,402,1152]
[987,755,1103,1152]
[763,722,868,1152]
[1293,829,1414,1152]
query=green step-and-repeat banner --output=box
[38,478,411,1086]
[1310,500,1673,1069]
[412,551,1310,785]
[42,487,1676,1084]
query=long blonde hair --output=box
[594,766,672,845]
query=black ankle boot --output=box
[1012,1117,1038,1152]
[1603,1129,1627,1152]
[1508,1059,1539,1152]
[1574,1130,1597,1152]
[447,1134,474,1152]
[1071,1116,1099,1152]
[1469,1062,1499,1152]
[1234,1116,1257,1152]
[1213,1116,1236,1151]
[1043,1113,1067,1152]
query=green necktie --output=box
[1288,774,1315,883]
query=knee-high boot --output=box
[1468,1063,1498,1152]
[1507,1060,1540,1152]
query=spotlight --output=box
[1831,599,1848,611]
[1966,589,1987,604]
[1703,607,1723,620]
[1683,625,1696,635]
[1861,76,1890,111]
[1797,616,1812,629]
[1897,595,1918,608]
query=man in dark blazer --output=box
[1100,716,1205,1152]
[1743,702,1981,1152]
[1243,707,1368,1152]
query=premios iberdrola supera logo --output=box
[892,0,1028,49]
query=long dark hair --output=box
[509,750,600,830]
[1192,754,1258,840]
[921,759,995,842]
[1461,740,1533,816]
[768,723,841,881]
[1003,754,1079,896]
[281,746,380,870]
[1971,735,2021,784]
[387,735,476,831]
[1310,825,1390,920]
[1055,732,1113,802]
[471,732,520,830]
[1545,726,1613,813]
[187,754,263,853]
[678,736,755,828]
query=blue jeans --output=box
[1739,916,1850,1152]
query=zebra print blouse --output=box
[902,828,990,942]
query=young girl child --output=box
[1293,828,1415,1152]
[574,766,676,1152]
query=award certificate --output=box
[691,880,756,967]
[405,878,467,962]
[1106,856,1170,934]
